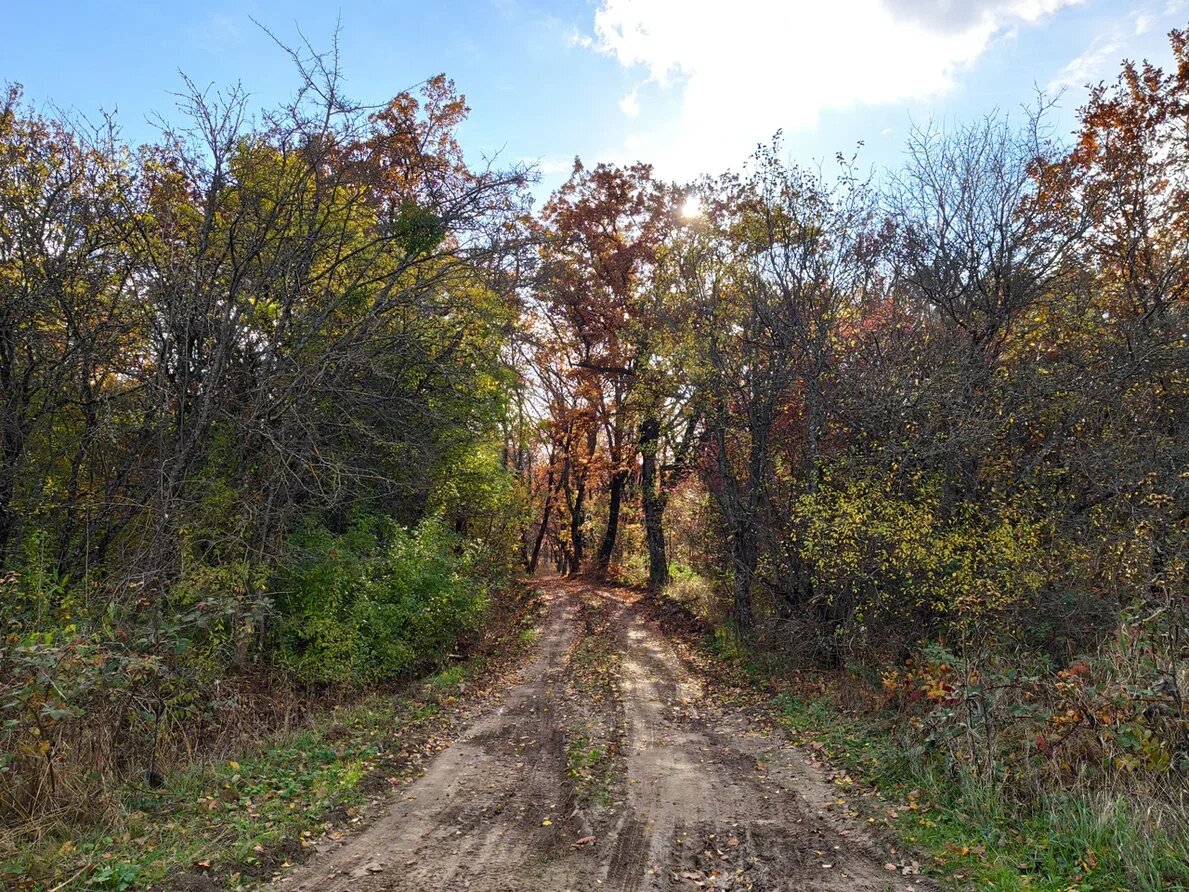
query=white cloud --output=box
[619,87,641,116]
[567,28,594,49]
[527,155,579,176]
[882,0,1079,33]
[1049,1,1182,96]
[580,0,1081,175]
[1049,37,1119,91]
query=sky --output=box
[1,0,1184,199]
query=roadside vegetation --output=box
[3,582,540,891]
[0,44,531,890]
[6,693,436,890]
[2,22,1186,892]
[775,692,1188,891]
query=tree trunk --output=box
[527,460,556,574]
[597,468,628,572]
[640,415,669,591]
[731,525,757,633]
[528,497,552,575]
[0,423,25,559]
[569,477,586,575]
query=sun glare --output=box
[679,195,702,219]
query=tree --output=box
[536,160,671,575]
[677,146,880,632]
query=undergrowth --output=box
[777,693,1189,891]
[1,585,542,891]
[661,568,1189,892]
[2,693,436,890]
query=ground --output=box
[274,579,933,892]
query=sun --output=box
[679,195,702,220]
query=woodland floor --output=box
[273,578,932,892]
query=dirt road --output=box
[276,580,931,891]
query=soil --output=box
[274,579,934,891]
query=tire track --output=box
[276,579,933,892]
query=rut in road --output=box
[276,579,932,891]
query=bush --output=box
[795,472,1047,655]
[428,440,529,587]
[0,574,248,827]
[274,513,489,686]
[663,564,718,620]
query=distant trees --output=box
[530,160,673,577]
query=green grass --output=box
[565,736,613,808]
[709,626,751,665]
[427,663,468,690]
[775,693,1189,891]
[2,694,442,891]
[519,626,540,645]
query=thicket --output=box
[0,46,530,836]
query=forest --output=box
[0,24,1185,892]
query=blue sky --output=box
[1,1,1184,199]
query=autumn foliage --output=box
[1,23,1186,891]
[516,32,1187,885]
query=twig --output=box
[48,866,88,892]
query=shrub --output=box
[274,513,489,686]
[795,472,1047,655]
[663,564,718,620]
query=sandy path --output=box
[276,580,932,891]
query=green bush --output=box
[274,513,488,685]
[796,472,1047,648]
[427,440,528,586]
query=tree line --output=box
[0,25,1184,860]
[521,39,1184,656]
[1,50,531,824]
